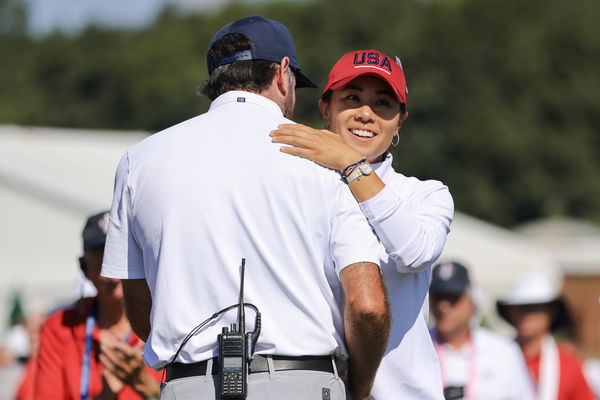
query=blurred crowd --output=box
[0,211,160,400]
[1,211,599,400]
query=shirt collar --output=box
[371,152,394,180]
[209,91,283,117]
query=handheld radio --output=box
[218,259,248,399]
[167,259,261,399]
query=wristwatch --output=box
[343,161,373,183]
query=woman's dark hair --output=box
[321,89,407,115]
[198,33,280,101]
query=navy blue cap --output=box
[430,261,470,295]
[82,211,110,251]
[207,16,317,89]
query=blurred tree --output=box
[0,0,598,227]
[0,0,26,36]
[8,292,24,326]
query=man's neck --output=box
[96,297,127,333]
[437,326,471,350]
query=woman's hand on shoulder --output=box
[270,124,362,172]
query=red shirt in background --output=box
[24,298,161,399]
[526,343,595,400]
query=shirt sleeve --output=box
[101,152,145,279]
[330,185,381,277]
[34,313,66,399]
[359,178,454,273]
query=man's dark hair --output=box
[198,33,280,100]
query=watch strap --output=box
[343,162,372,184]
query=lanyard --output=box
[80,304,97,400]
[537,335,560,400]
[436,338,478,400]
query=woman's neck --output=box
[518,333,546,360]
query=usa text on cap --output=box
[323,49,408,103]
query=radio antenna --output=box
[238,258,246,334]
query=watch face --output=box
[359,163,373,175]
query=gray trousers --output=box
[160,356,346,400]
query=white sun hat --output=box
[496,272,570,330]
[497,272,560,306]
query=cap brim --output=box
[327,71,403,103]
[83,238,106,251]
[430,281,468,296]
[496,298,571,331]
[293,69,317,89]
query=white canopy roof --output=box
[0,125,148,332]
[515,217,600,275]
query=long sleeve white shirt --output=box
[360,153,454,400]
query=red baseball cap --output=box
[323,49,408,104]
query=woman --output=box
[25,212,161,399]
[271,50,454,399]
[497,272,595,400]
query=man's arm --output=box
[122,279,152,342]
[340,261,390,400]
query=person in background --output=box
[429,261,534,400]
[270,49,454,399]
[24,211,160,399]
[0,345,24,400]
[497,272,595,400]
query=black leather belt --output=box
[166,355,333,382]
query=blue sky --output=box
[26,0,253,35]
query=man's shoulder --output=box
[132,115,207,149]
[41,298,93,337]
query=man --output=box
[101,16,390,400]
[20,211,160,399]
[430,261,534,400]
[497,272,595,400]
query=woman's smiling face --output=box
[320,75,407,163]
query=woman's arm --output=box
[271,123,454,272]
[359,180,453,272]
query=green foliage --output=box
[0,0,27,36]
[0,0,598,227]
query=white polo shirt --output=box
[433,328,535,400]
[359,154,454,400]
[101,91,381,369]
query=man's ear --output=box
[276,57,292,96]
[78,256,86,273]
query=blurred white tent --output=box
[0,125,148,333]
[516,217,600,276]
[439,212,562,333]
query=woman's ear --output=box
[318,99,330,126]
[398,111,409,129]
